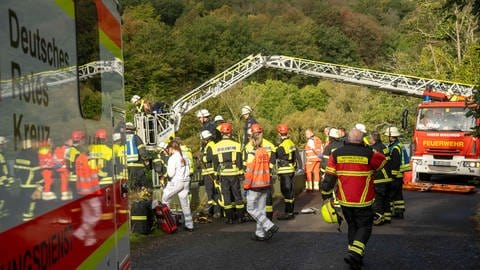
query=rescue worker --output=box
[385,127,410,219]
[241,105,257,148]
[14,139,42,222]
[212,122,245,224]
[126,122,150,190]
[321,128,345,178]
[66,130,85,199]
[38,139,57,200]
[214,115,225,127]
[243,123,276,220]
[323,127,331,148]
[199,130,221,218]
[321,128,386,269]
[131,95,152,114]
[89,129,113,186]
[73,143,102,247]
[197,109,221,142]
[275,124,298,220]
[112,132,127,181]
[369,131,393,225]
[153,141,169,187]
[244,130,279,241]
[162,140,194,232]
[355,124,369,146]
[304,128,323,191]
[0,136,13,223]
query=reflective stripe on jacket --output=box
[276,138,296,174]
[76,153,100,195]
[213,139,243,176]
[305,136,323,163]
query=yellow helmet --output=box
[321,199,338,224]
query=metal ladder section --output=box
[139,53,475,145]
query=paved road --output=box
[131,190,480,270]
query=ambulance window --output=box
[75,0,102,120]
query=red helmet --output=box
[71,130,84,141]
[95,129,107,139]
[251,123,262,133]
[219,122,232,134]
[276,124,288,134]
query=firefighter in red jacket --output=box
[321,128,386,269]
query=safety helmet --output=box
[251,123,262,133]
[328,128,340,138]
[95,129,107,139]
[125,122,135,130]
[196,109,210,118]
[112,133,121,142]
[214,115,224,122]
[157,141,168,150]
[219,122,232,134]
[71,130,84,141]
[384,126,401,137]
[321,199,338,224]
[355,123,367,134]
[200,130,213,140]
[276,124,289,134]
[130,95,141,104]
[241,105,253,115]
[0,136,7,144]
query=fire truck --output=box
[135,54,477,191]
[1,1,129,269]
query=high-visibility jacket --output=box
[113,143,127,177]
[38,145,54,169]
[244,139,276,170]
[89,143,113,176]
[153,152,168,177]
[212,139,243,176]
[371,142,392,184]
[0,152,10,184]
[244,147,271,190]
[14,148,41,188]
[321,139,344,173]
[126,132,147,166]
[75,153,101,195]
[388,141,411,178]
[181,145,195,175]
[53,145,68,169]
[305,136,323,163]
[201,140,215,176]
[323,143,386,207]
[276,138,297,174]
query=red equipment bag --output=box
[154,203,178,234]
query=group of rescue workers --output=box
[128,98,411,269]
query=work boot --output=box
[266,212,273,220]
[344,253,363,270]
[373,213,384,226]
[265,224,279,240]
[277,213,294,221]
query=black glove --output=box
[321,193,333,201]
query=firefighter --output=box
[241,105,257,148]
[14,139,43,222]
[199,130,221,218]
[355,123,369,146]
[369,131,393,225]
[243,123,276,220]
[212,122,245,224]
[38,139,57,200]
[126,122,150,190]
[321,128,386,269]
[89,129,113,186]
[112,133,127,181]
[244,130,279,241]
[153,141,169,187]
[131,95,152,114]
[214,115,225,127]
[73,143,102,247]
[0,136,13,223]
[385,127,410,219]
[275,124,299,221]
[197,109,221,142]
[65,130,85,199]
[304,128,323,191]
[320,128,343,179]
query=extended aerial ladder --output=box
[137,53,473,143]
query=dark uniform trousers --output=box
[279,172,295,214]
[219,175,244,221]
[342,205,374,258]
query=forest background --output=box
[119,0,480,150]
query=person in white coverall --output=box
[161,140,194,231]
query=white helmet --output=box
[200,130,213,140]
[157,141,168,150]
[0,136,7,144]
[241,105,252,115]
[196,109,210,118]
[355,123,367,134]
[130,95,141,103]
[328,128,340,138]
[214,115,224,122]
[112,133,121,141]
[125,122,135,130]
[384,127,402,137]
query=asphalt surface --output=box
[131,189,480,270]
